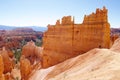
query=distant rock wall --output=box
[0,28,43,49]
[42,7,110,68]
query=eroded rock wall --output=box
[42,7,110,68]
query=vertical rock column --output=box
[20,57,31,80]
[0,55,5,80]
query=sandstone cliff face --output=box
[42,7,110,68]
[29,38,120,80]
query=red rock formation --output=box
[42,7,110,68]
[20,56,31,80]
[0,55,5,80]
[0,47,14,74]
[22,41,42,64]
[0,75,5,80]
[7,50,14,58]
[4,40,20,49]
[11,68,21,80]
[0,28,43,50]
[20,41,43,79]
[22,41,36,58]
[4,73,12,80]
[0,55,4,77]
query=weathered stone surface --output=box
[0,47,14,74]
[7,50,14,58]
[30,39,120,80]
[42,7,110,68]
[4,72,12,80]
[11,68,21,80]
[20,56,31,80]
[22,41,42,64]
[0,55,4,76]
[22,41,36,57]
[0,55,5,80]
[110,38,120,53]
[0,74,5,80]
[21,41,43,79]
[83,6,108,24]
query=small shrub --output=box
[13,49,22,64]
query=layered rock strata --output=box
[42,7,110,68]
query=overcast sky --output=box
[0,0,119,28]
